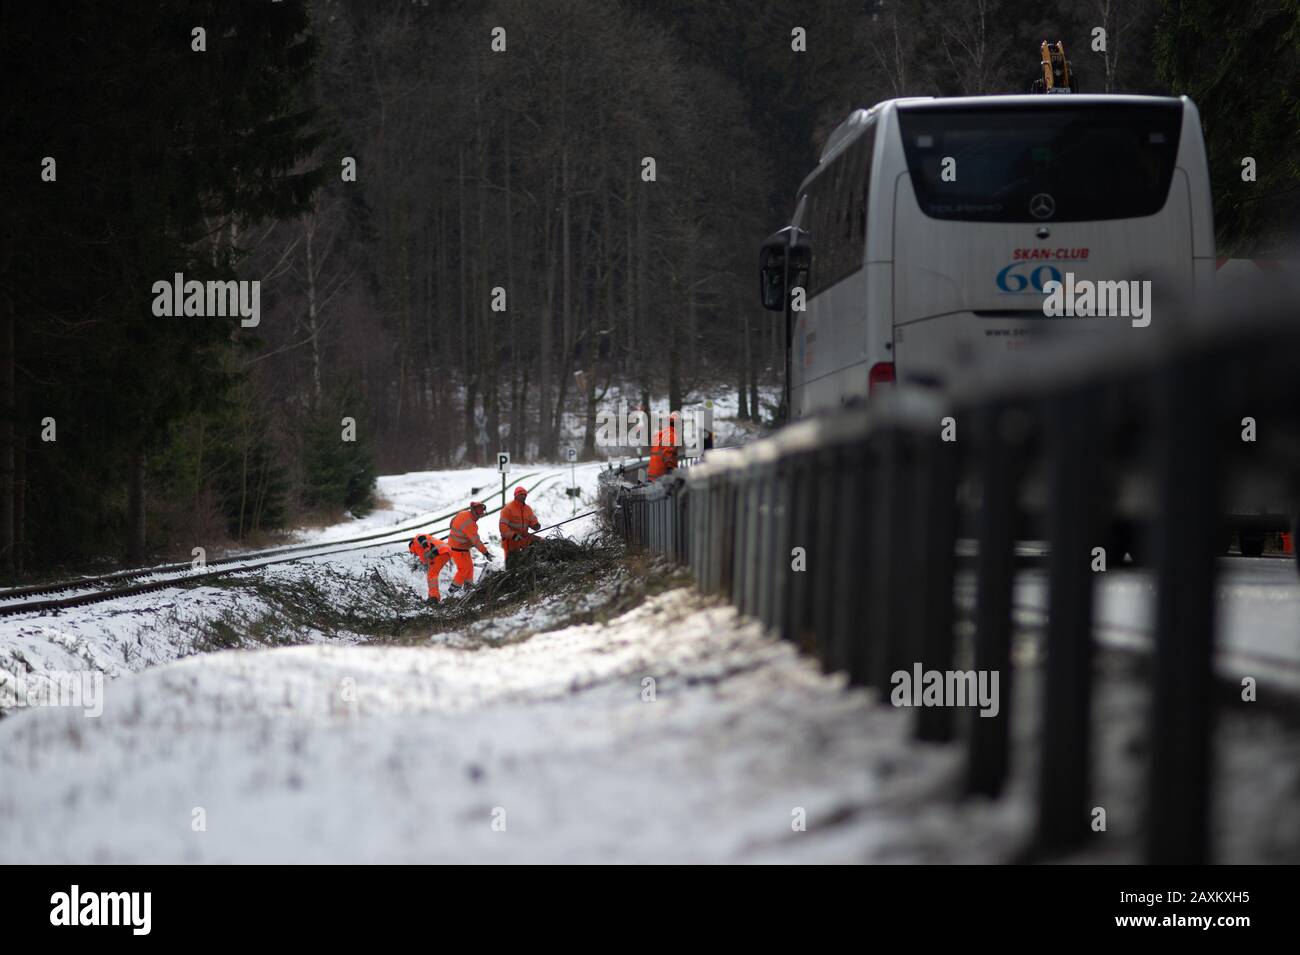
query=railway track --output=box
[0,468,565,618]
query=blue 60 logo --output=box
[996,261,1062,294]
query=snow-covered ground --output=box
[551,382,782,457]
[3,457,1297,863]
[0,590,918,863]
[282,459,612,547]
[282,465,514,546]
[3,580,1297,863]
[0,461,611,712]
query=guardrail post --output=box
[832,441,871,681]
[651,490,659,553]
[867,429,916,689]
[782,451,813,644]
[709,478,719,589]
[679,483,690,566]
[734,475,753,611]
[809,446,840,664]
[1036,386,1104,856]
[708,476,717,582]
[757,464,777,630]
[665,485,675,558]
[656,492,664,554]
[659,490,667,554]
[770,460,793,636]
[674,482,684,562]
[966,404,1027,797]
[653,492,661,552]
[1146,354,1220,864]
[915,428,959,743]
[668,485,676,560]
[690,475,704,587]
[894,433,926,693]
[729,477,743,604]
[719,478,736,597]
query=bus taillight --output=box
[868,362,895,395]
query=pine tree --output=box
[2,0,326,568]
[1156,0,1300,253]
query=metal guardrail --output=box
[601,284,1300,864]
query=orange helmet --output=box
[470,500,487,517]
[513,486,528,501]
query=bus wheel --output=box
[1239,531,1266,558]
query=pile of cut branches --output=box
[435,533,624,622]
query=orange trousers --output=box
[425,550,453,598]
[502,535,533,556]
[450,549,475,586]
[412,542,452,599]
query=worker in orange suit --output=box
[447,501,494,594]
[648,411,680,479]
[408,533,453,603]
[499,486,541,567]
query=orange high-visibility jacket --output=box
[409,534,449,560]
[449,510,488,554]
[499,500,539,543]
[648,425,679,478]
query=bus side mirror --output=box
[759,240,786,311]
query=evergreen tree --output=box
[1156,0,1300,252]
[2,0,326,569]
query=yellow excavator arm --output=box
[1034,40,1076,93]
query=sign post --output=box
[564,446,577,514]
[497,451,510,506]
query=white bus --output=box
[761,94,1215,419]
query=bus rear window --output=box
[898,102,1183,222]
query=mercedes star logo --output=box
[1029,193,1056,219]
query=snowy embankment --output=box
[4,580,1298,863]
[6,450,1295,861]
[0,383,768,706]
[0,462,609,712]
[0,590,936,863]
[549,382,781,457]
